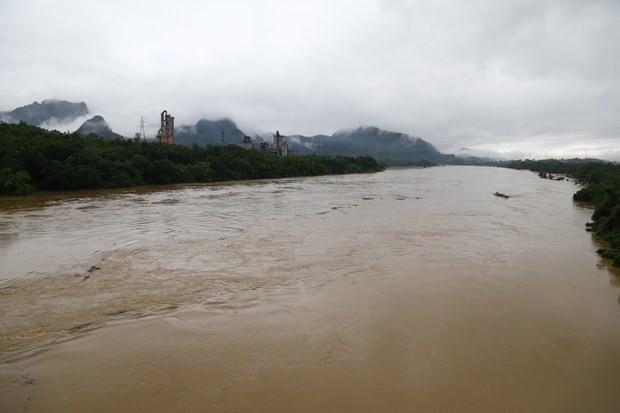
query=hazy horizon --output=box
[1,0,619,161]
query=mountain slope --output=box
[1,99,455,162]
[76,115,124,140]
[1,99,89,125]
[286,127,453,163]
[175,118,247,147]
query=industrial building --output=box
[273,130,288,156]
[258,131,289,156]
[156,110,175,144]
[240,136,252,150]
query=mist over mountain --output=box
[175,118,246,147]
[76,115,124,140]
[174,123,454,163]
[0,99,89,125]
[286,127,455,163]
[2,99,461,163]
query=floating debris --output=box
[494,192,510,199]
[107,309,131,317]
[68,322,93,333]
[21,373,36,386]
[84,265,101,279]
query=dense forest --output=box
[500,159,620,267]
[0,122,383,196]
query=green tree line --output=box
[500,159,620,267]
[0,122,383,196]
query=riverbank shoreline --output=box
[499,160,620,267]
[2,166,620,412]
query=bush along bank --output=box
[500,159,620,267]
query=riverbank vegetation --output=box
[0,122,383,196]
[501,159,620,267]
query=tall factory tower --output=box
[273,130,288,156]
[156,110,175,144]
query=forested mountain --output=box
[0,122,382,196]
[0,99,89,125]
[173,121,452,164]
[2,99,457,164]
[76,115,124,140]
[285,127,454,163]
[175,118,246,147]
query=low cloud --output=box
[1,0,619,160]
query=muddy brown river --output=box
[1,166,620,412]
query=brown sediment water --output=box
[1,166,620,412]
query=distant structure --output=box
[134,116,147,141]
[240,136,252,150]
[156,110,174,144]
[273,130,288,156]
[221,130,225,145]
[258,131,289,156]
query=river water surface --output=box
[1,166,620,412]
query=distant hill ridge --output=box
[2,98,455,163]
[175,118,246,147]
[76,115,124,140]
[1,99,89,125]
[286,126,454,163]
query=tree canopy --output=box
[0,122,383,196]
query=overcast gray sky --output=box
[1,0,619,160]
